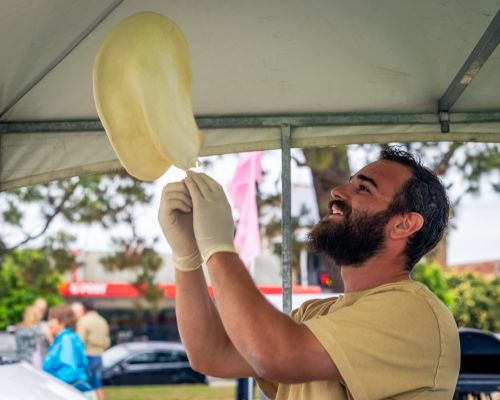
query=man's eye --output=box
[359,184,370,193]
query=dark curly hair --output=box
[381,147,450,271]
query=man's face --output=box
[307,202,394,266]
[306,160,412,267]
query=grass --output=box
[104,384,261,400]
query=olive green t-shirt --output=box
[257,280,460,400]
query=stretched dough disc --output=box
[93,12,203,181]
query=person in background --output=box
[32,297,53,358]
[74,299,111,400]
[72,302,85,321]
[33,298,48,321]
[43,304,96,400]
[15,305,51,368]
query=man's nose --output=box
[330,183,349,201]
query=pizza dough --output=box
[93,12,203,181]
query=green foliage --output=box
[411,262,454,307]
[450,143,500,195]
[447,273,500,332]
[0,246,69,329]
[412,262,500,332]
[3,200,23,225]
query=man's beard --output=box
[306,200,394,267]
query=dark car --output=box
[102,341,206,385]
[454,328,500,399]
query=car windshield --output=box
[102,346,129,368]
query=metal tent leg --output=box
[281,125,292,314]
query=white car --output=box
[0,332,16,362]
[0,361,87,400]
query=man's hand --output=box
[185,171,237,262]
[158,181,203,271]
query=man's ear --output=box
[389,212,424,239]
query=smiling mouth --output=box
[331,203,345,216]
[328,200,351,218]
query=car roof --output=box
[115,341,186,353]
[459,328,500,341]
[0,362,88,399]
[459,328,500,355]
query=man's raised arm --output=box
[158,181,256,378]
[184,171,340,384]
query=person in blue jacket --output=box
[43,304,96,399]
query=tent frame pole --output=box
[3,111,500,134]
[438,9,500,132]
[280,125,292,314]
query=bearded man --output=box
[158,147,460,400]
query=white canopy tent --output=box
[1,0,500,191]
[1,0,499,310]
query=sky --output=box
[4,146,500,266]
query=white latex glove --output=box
[158,181,203,271]
[185,171,237,262]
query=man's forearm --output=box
[175,267,256,377]
[175,268,222,364]
[205,253,299,375]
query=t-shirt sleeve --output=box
[304,291,442,399]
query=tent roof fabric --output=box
[1,0,499,190]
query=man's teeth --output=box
[331,206,344,215]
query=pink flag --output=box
[228,152,263,267]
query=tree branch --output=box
[7,182,78,250]
[292,155,307,167]
[433,143,462,176]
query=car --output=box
[0,360,88,400]
[0,331,16,362]
[102,341,207,385]
[455,328,500,398]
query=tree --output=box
[0,172,160,328]
[100,237,164,314]
[0,246,67,329]
[447,272,500,332]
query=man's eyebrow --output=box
[349,174,378,189]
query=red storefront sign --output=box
[60,282,321,298]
